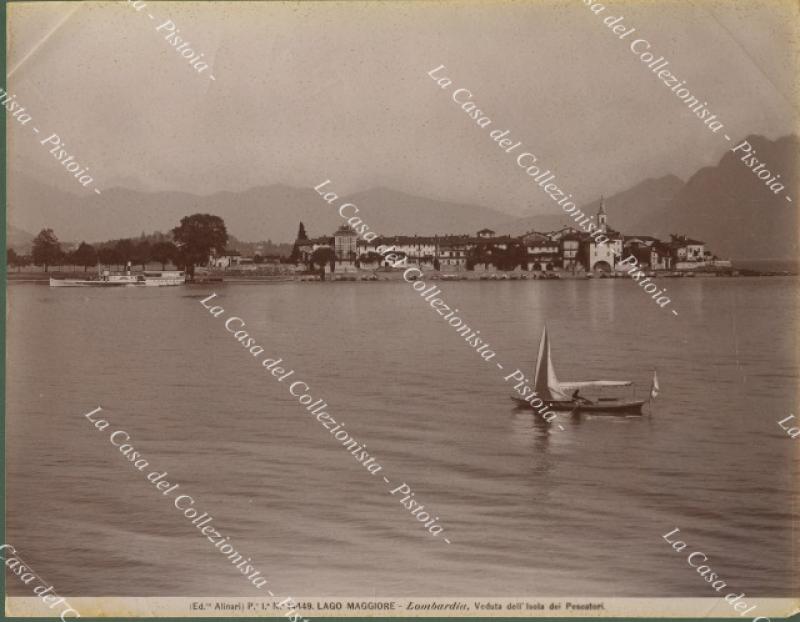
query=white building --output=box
[586,200,623,272]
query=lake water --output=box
[6,277,798,596]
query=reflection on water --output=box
[6,277,799,596]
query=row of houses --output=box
[287,202,728,273]
[208,251,286,270]
[208,201,729,274]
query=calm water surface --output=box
[6,277,799,596]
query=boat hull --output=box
[49,278,127,287]
[49,274,185,287]
[141,278,186,286]
[511,396,646,414]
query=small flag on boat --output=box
[650,370,660,400]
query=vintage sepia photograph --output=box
[4,0,799,619]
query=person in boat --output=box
[571,389,592,405]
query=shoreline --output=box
[8,269,797,284]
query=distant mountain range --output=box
[7,134,798,260]
[654,134,798,260]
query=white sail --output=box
[533,327,571,401]
[533,326,632,401]
[650,370,660,399]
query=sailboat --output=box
[511,327,647,414]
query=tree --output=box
[98,247,121,270]
[172,214,228,280]
[115,239,135,268]
[496,240,527,271]
[151,241,177,270]
[7,248,28,272]
[62,249,75,270]
[310,247,335,280]
[172,246,188,271]
[32,228,62,272]
[467,242,491,270]
[73,242,98,272]
[133,240,152,270]
[289,221,308,263]
[8,248,18,271]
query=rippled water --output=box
[6,277,798,596]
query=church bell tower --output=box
[597,196,608,233]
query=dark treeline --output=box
[7,214,233,279]
[8,222,293,274]
[8,230,181,273]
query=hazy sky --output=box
[7,0,799,217]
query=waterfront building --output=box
[334,225,359,272]
[669,234,706,264]
[439,236,470,271]
[577,198,622,272]
[369,235,438,261]
[652,242,673,270]
[624,236,673,271]
[585,228,624,272]
[523,239,560,272]
[560,233,582,271]
[334,225,358,260]
[208,249,242,269]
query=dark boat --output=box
[511,395,645,414]
[512,327,649,415]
